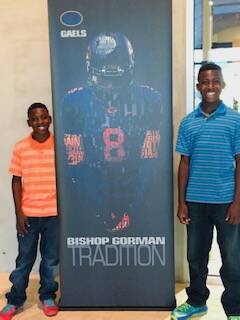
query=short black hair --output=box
[197,62,222,81]
[27,102,49,118]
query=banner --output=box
[48,0,175,309]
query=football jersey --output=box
[60,83,162,232]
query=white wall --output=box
[0,0,52,272]
[172,0,189,282]
[0,0,188,281]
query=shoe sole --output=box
[171,310,208,320]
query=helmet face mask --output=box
[86,32,134,97]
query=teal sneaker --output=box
[171,302,208,319]
[42,299,58,317]
[0,304,17,320]
[228,317,240,320]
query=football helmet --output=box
[86,32,134,94]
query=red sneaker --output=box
[0,304,17,320]
[42,299,59,317]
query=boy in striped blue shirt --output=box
[172,62,240,320]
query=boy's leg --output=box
[6,218,39,308]
[214,204,240,316]
[38,217,59,302]
[185,202,213,306]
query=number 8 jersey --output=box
[60,83,162,233]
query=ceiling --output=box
[211,1,240,33]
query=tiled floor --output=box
[0,273,225,319]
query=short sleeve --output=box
[9,143,22,177]
[234,119,240,156]
[175,119,191,156]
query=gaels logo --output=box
[60,10,87,38]
[60,11,83,27]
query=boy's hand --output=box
[177,202,191,224]
[16,213,29,235]
[226,201,240,224]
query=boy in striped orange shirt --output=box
[0,103,59,320]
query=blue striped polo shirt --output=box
[176,102,240,203]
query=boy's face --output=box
[27,107,51,141]
[196,69,225,106]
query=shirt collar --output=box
[28,132,54,150]
[194,101,226,118]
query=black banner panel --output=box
[48,0,175,309]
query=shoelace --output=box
[177,303,193,313]
[44,299,55,307]
[2,304,15,312]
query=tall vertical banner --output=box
[48,0,175,309]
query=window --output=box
[194,0,240,110]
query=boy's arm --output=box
[177,155,191,224]
[12,175,29,235]
[226,156,240,224]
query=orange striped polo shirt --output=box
[9,133,57,217]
